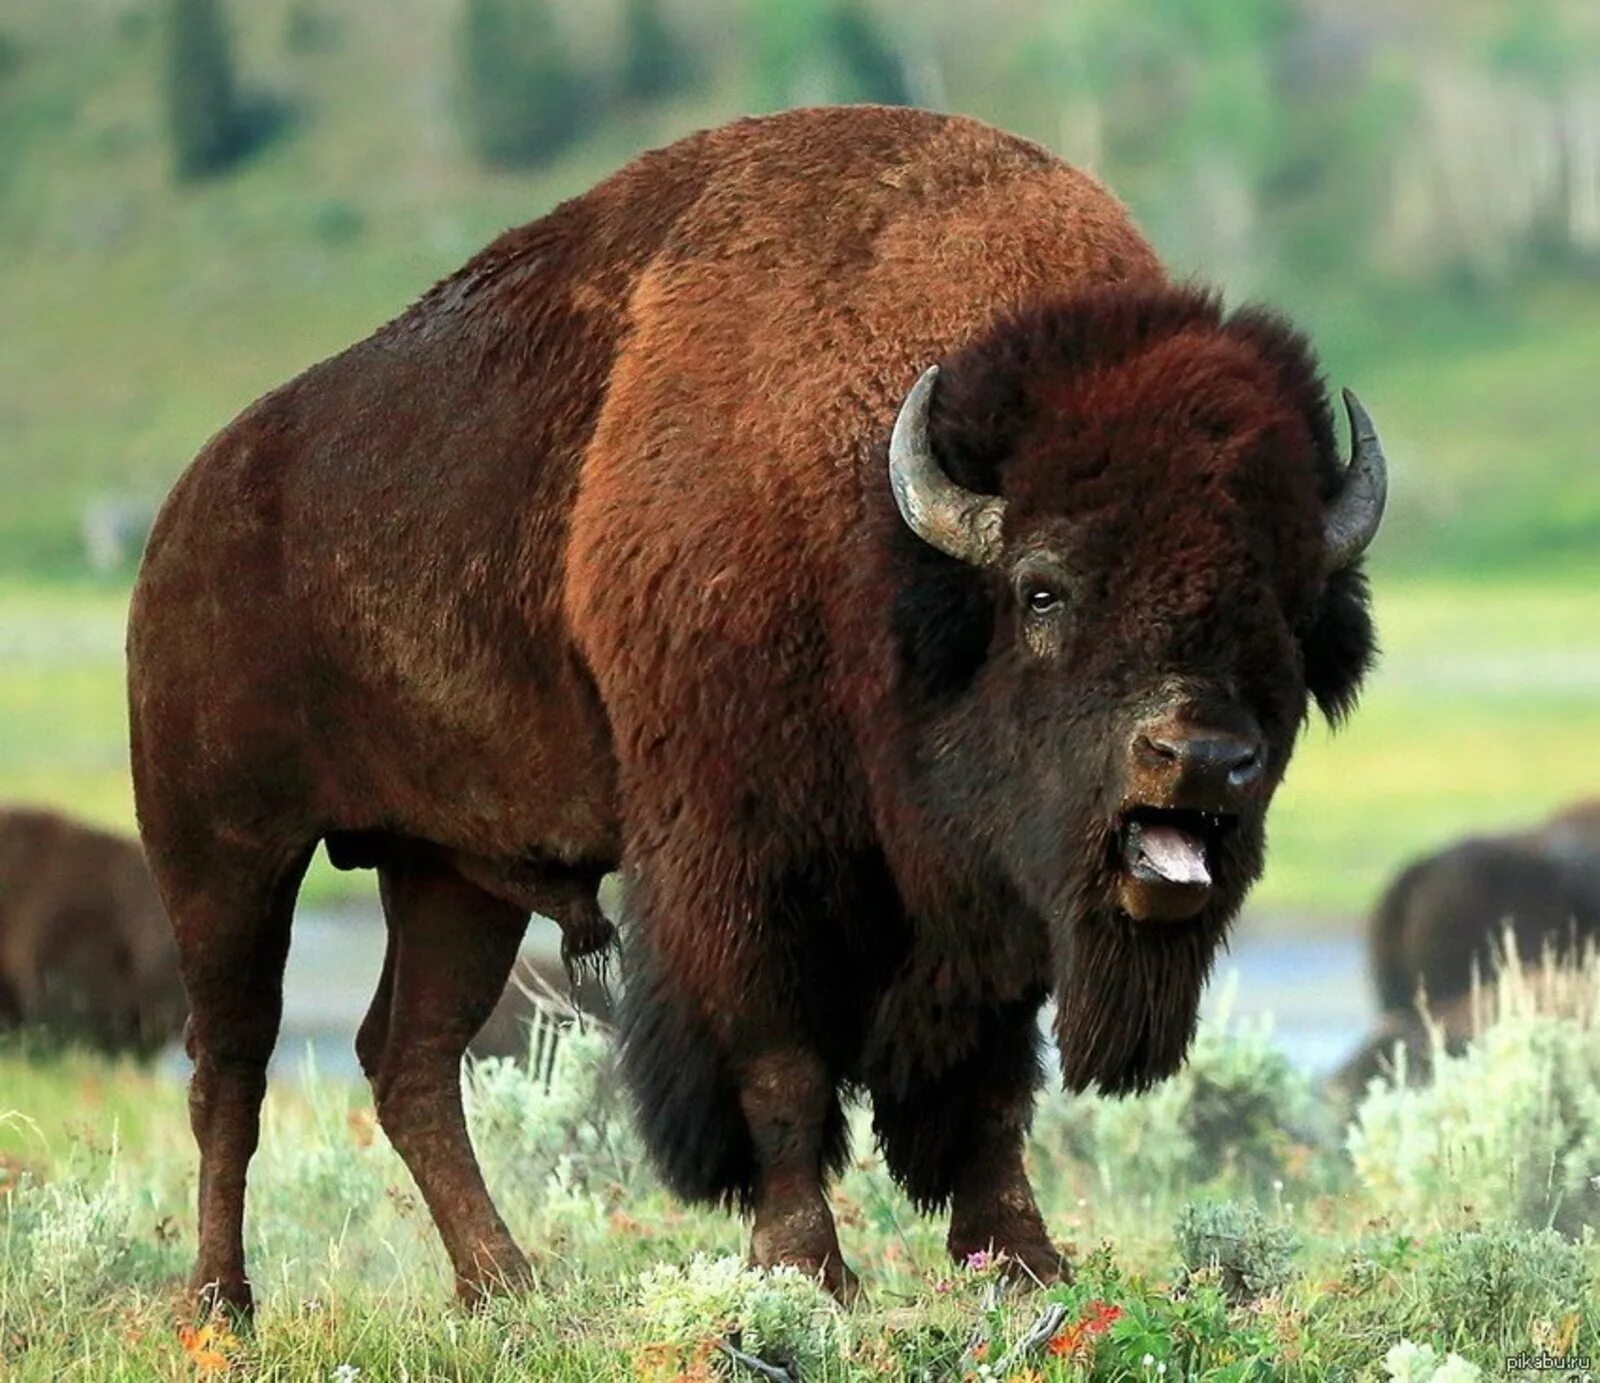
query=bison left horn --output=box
[1323,389,1388,573]
[888,365,1008,567]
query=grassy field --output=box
[3,966,1598,1381]
[4,571,1594,920]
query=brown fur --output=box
[0,805,186,1056]
[127,107,1376,1311]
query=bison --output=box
[127,106,1386,1313]
[0,804,571,1060]
[1331,799,1600,1101]
[0,805,187,1056]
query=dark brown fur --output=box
[127,107,1376,1311]
[1333,799,1600,1101]
[0,805,186,1056]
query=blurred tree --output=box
[748,0,911,111]
[284,1,342,57]
[0,30,20,84]
[826,0,912,106]
[163,0,246,181]
[620,0,691,104]
[458,0,589,169]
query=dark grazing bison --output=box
[0,805,187,1056]
[0,804,570,1060]
[127,106,1386,1312]
[1331,799,1600,1101]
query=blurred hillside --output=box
[1,0,1596,922]
[1,0,1598,580]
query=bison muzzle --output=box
[126,106,1385,1313]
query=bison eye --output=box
[1024,585,1063,616]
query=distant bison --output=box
[1332,800,1600,1100]
[0,806,186,1056]
[128,106,1386,1312]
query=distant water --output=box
[1200,925,1375,1075]
[160,905,1375,1084]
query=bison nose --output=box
[1135,728,1266,795]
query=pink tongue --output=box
[1134,824,1211,887]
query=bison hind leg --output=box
[360,849,536,1304]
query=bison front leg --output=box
[738,1048,859,1302]
[869,996,1066,1286]
[944,1095,1064,1286]
[614,902,857,1299]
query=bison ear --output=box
[1302,564,1375,725]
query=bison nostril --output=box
[1227,745,1265,787]
[1135,728,1265,787]
[1199,736,1264,786]
[1139,733,1183,762]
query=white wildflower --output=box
[1383,1338,1439,1382]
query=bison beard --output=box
[1055,909,1229,1094]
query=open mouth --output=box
[1114,806,1237,920]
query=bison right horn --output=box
[1322,389,1388,573]
[888,365,1008,567]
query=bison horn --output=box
[1323,389,1388,573]
[888,365,1008,567]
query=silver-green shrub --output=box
[633,1254,840,1377]
[464,1014,646,1214]
[1035,990,1326,1202]
[1414,1225,1590,1348]
[1,1144,186,1320]
[1174,1198,1299,1302]
[1348,958,1600,1232]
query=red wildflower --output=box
[1085,1301,1124,1334]
[1047,1301,1124,1359]
[1048,1322,1087,1358]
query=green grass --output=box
[3,993,1598,1381]
[1255,573,1600,920]
[6,571,1592,920]
[0,1041,187,1175]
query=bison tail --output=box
[617,934,759,1211]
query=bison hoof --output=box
[813,1255,862,1305]
[948,1236,1071,1288]
[751,1249,861,1305]
[193,1272,255,1323]
[455,1244,536,1307]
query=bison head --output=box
[877,285,1382,1093]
